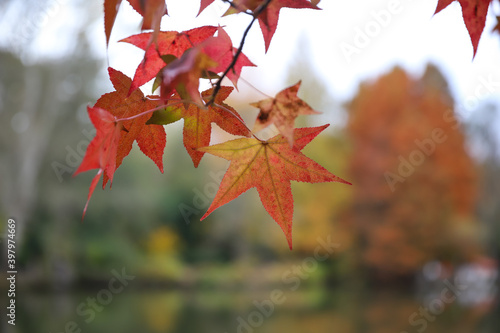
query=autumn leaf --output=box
[251,81,320,146]
[434,0,492,57]
[199,125,351,249]
[127,0,167,31]
[104,0,167,49]
[104,0,122,48]
[258,0,320,52]
[149,87,250,167]
[492,15,500,34]
[159,48,216,107]
[73,106,123,219]
[203,27,256,87]
[226,0,320,52]
[95,68,166,185]
[198,0,216,16]
[225,0,262,12]
[121,26,217,94]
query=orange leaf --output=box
[251,81,320,146]
[169,87,251,167]
[121,26,218,94]
[199,125,351,249]
[159,48,216,107]
[95,68,166,187]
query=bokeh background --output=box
[1,0,499,332]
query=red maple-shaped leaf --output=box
[199,125,351,249]
[251,80,320,146]
[95,67,166,185]
[103,0,168,49]
[151,87,250,167]
[435,0,492,57]
[121,26,218,94]
[227,0,320,52]
[127,0,167,31]
[203,27,256,87]
[159,48,216,107]
[198,0,216,16]
[74,106,123,218]
[104,0,122,48]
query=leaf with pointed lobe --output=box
[159,48,216,107]
[121,26,218,94]
[492,15,500,34]
[434,0,492,57]
[104,0,122,48]
[95,68,166,186]
[202,27,256,87]
[199,125,351,249]
[73,106,123,219]
[198,0,217,16]
[226,0,320,52]
[251,81,320,146]
[127,0,167,31]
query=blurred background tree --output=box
[345,65,480,281]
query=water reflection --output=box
[8,283,499,333]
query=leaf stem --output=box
[221,0,254,16]
[239,76,273,98]
[213,102,264,142]
[115,98,203,122]
[206,0,273,106]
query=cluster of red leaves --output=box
[75,0,349,249]
[435,0,500,57]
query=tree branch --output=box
[206,0,273,106]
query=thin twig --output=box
[116,98,203,123]
[206,0,273,106]
[221,0,254,16]
[239,76,273,98]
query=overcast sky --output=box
[1,0,500,131]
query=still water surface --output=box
[7,285,499,333]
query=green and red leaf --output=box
[150,87,250,167]
[199,125,351,249]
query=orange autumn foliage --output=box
[346,65,478,279]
